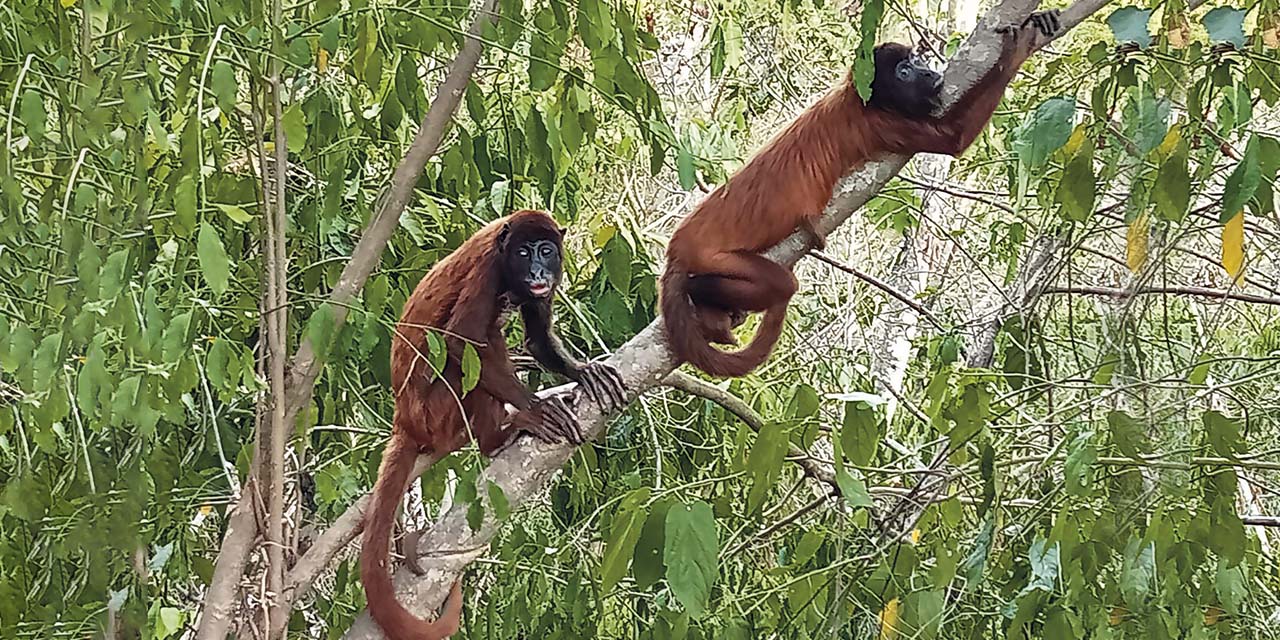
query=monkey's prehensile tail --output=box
[660,263,787,378]
[360,434,462,640]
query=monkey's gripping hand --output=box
[511,396,585,445]
[570,361,627,414]
[996,9,1061,62]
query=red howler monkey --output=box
[660,11,1061,378]
[362,209,625,639]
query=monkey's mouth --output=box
[528,282,552,297]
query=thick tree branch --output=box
[193,1,498,636]
[342,0,1114,635]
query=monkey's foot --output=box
[800,218,827,251]
[514,395,584,445]
[575,362,627,413]
[997,9,1060,39]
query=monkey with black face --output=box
[362,209,625,640]
[660,10,1061,378]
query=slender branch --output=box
[1044,285,1280,307]
[193,0,500,635]
[664,372,838,489]
[810,250,943,328]
[341,0,1117,634]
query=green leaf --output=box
[306,303,337,363]
[835,466,873,508]
[1058,139,1096,222]
[840,401,881,466]
[1152,143,1190,222]
[486,481,510,521]
[852,0,886,101]
[633,498,672,590]
[99,248,130,301]
[787,384,820,419]
[664,501,719,618]
[1107,410,1148,458]
[197,222,232,295]
[1015,97,1075,169]
[1216,560,1247,614]
[155,606,186,640]
[1107,7,1153,48]
[174,176,197,236]
[1222,136,1261,223]
[206,338,233,392]
[601,235,632,293]
[676,145,696,190]
[461,343,481,394]
[77,338,111,416]
[283,104,307,153]
[20,90,47,144]
[161,312,193,363]
[1063,430,1096,496]
[745,424,790,514]
[1125,91,1169,155]
[211,61,236,114]
[3,324,35,374]
[32,333,63,391]
[901,588,944,639]
[214,203,254,224]
[1119,538,1154,609]
[601,487,651,594]
[1203,410,1246,458]
[1043,609,1078,640]
[1203,7,1246,47]
[426,332,446,380]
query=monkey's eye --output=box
[539,245,554,257]
[896,61,914,81]
[518,248,529,257]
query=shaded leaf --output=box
[601,488,650,594]
[1107,7,1153,48]
[746,425,790,514]
[1203,410,1246,458]
[664,501,719,618]
[1222,137,1261,222]
[1107,410,1148,458]
[197,223,231,295]
[1204,7,1246,47]
[1015,97,1075,168]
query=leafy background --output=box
[1,0,1278,637]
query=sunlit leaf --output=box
[853,0,886,101]
[1015,97,1075,168]
[1221,211,1245,282]
[211,61,236,114]
[1126,211,1148,272]
[283,104,307,153]
[20,90,46,145]
[197,223,231,295]
[878,597,901,640]
[841,401,881,466]
[461,343,481,394]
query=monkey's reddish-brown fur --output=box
[661,34,1040,378]
[362,211,564,640]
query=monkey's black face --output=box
[500,227,565,301]
[867,43,944,119]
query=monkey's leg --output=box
[800,218,827,251]
[687,252,799,312]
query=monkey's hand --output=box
[571,361,627,413]
[996,9,1060,61]
[512,395,584,445]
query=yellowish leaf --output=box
[1167,13,1190,49]
[60,0,77,7]
[1110,605,1127,626]
[1063,125,1088,157]
[879,598,901,640]
[1263,13,1280,48]
[1126,212,1149,273]
[1222,211,1245,282]
[317,48,330,73]
[1204,605,1223,626]
[199,504,213,516]
[909,528,921,544]
[1155,124,1181,159]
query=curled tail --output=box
[361,434,463,640]
[660,264,788,378]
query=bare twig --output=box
[810,250,943,328]
[1044,285,1280,307]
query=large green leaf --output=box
[1015,97,1075,169]
[600,488,650,593]
[1222,136,1261,222]
[745,424,790,514]
[196,223,231,295]
[664,501,719,618]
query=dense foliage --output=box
[1,0,1277,637]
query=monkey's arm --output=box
[884,10,1057,156]
[520,300,625,411]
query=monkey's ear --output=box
[498,223,511,252]
[557,226,568,238]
